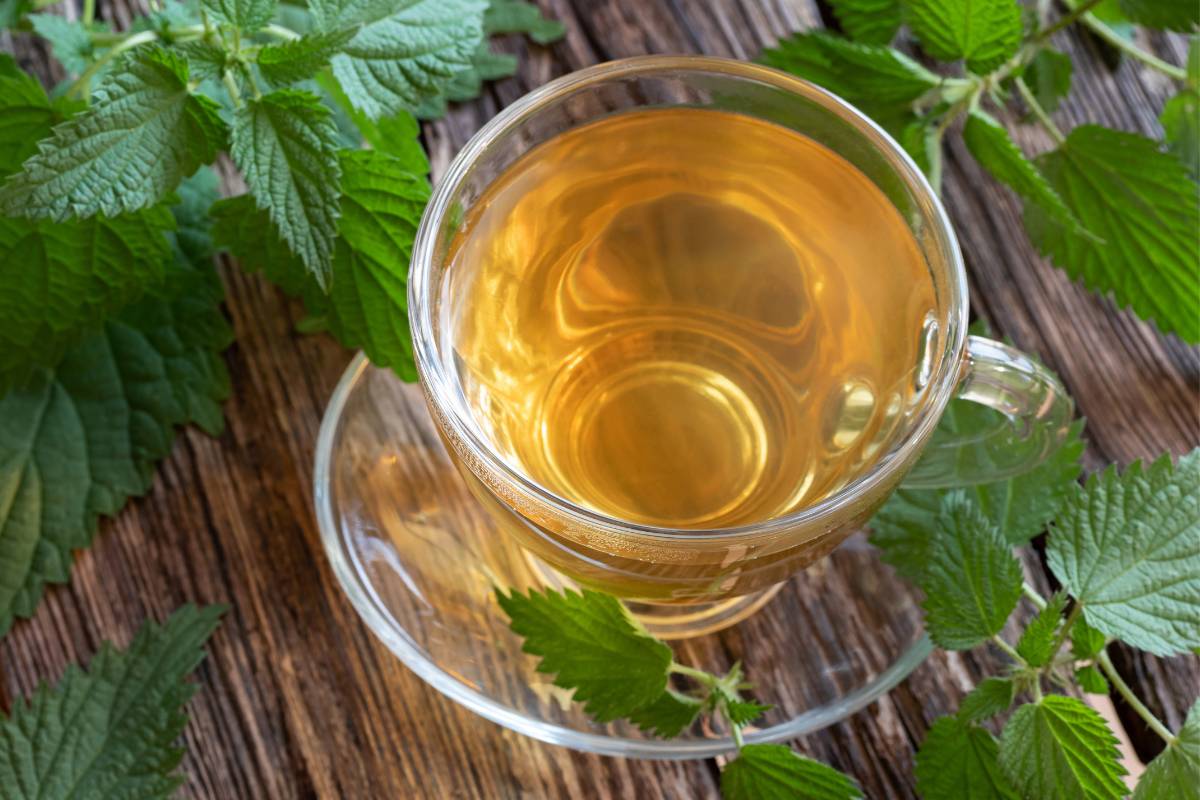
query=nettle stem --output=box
[992,634,1026,665]
[67,28,158,98]
[1078,13,1188,80]
[670,663,717,684]
[263,23,301,40]
[1096,650,1177,745]
[1037,0,1106,42]
[1015,76,1066,144]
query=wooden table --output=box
[3,1,1197,797]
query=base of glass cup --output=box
[314,355,933,759]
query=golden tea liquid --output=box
[441,108,935,532]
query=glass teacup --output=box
[408,56,1072,636]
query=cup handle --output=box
[901,335,1075,489]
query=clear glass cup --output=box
[409,56,1073,635]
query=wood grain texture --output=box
[1,1,1196,798]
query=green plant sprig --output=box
[762,0,1199,344]
[498,396,1200,799]
[0,0,566,636]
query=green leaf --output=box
[999,695,1128,800]
[898,118,940,178]
[920,493,1024,650]
[1117,0,1197,31]
[169,164,220,269]
[0,46,226,221]
[1070,618,1107,660]
[725,698,773,726]
[175,40,228,83]
[230,88,342,289]
[721,744,863,800]
[907,0,1023,73]
[872,414,1084,581]
[1023,48,1072,112]
[964,109,1080,234]
[323,0,486,120]
[201,0,276,31]
[257,28,359,85]
[826,0,901,44]
[485,0,565,43]
[959,677,1017,723]
[0,254,231,631]
[316,70,430,174]
[916,716,1020,800]
[1047,451,1200,656]
[494,587,673,722]
[1134,698,1200,800]
[0,208,176,390]
[1016,592,1069,667]
[1074,665,1110,694]
[1025,125,1200,343]
[28,13,95,75]
[0,0,32,28]
[0,605,223,797]
[627,689,703,738]
[214,149,427,377]
[1161,89,1199,181]
[412,41,517,119]
[0,65,59,179]
[758,33,939,132]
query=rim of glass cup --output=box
[313,352,937,758]
[408,55,969,542]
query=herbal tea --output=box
[443,108,935,530]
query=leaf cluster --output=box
[762,0,1200,343]
[0,0,564,632]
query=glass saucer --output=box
[314,354,932,758]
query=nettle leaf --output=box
[1015,592,1068,667]
[215,150,427,377]
[999,695,1128,800]
[1023,48,1072,113]
[495,587,672,722]
[916,716,1019,800]
[1117,0,1198,32]
[826,0,901,44]
[1161,89,1199,181]
[0,65,59,178]
[0,256,231,634]
[907,0,1022,74]
[627,689,703,738]
[725,698,773,727]
[176,40,228,83]
[231,89,342,289]
[168,165,220,269]
[958,677,1016,723]
[0,46,226,220]
[0,208,176,391]
[323,0,486,120]
[871,411,1084,581]
[0,0,32,27]
[920,493,1024,650]
[1046,451,1200,656]
[1070,618,1107,660]
[257,28,359,86]
[760,33,939,133]
[963,109,1079,232]
[413,41,517,119]
[28,13,95,75]
[316,71,430,174]
[1074,665,1109,694]
[1025,125,1200,343]
[201,0,276,31]
[485,0,566,43]
[721,744,863,800]
[1134,698,1200,799]
[899,118,940,179]
[0,605,223,798]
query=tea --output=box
[442,108,935,531]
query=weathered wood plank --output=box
[1,0,1195,797]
